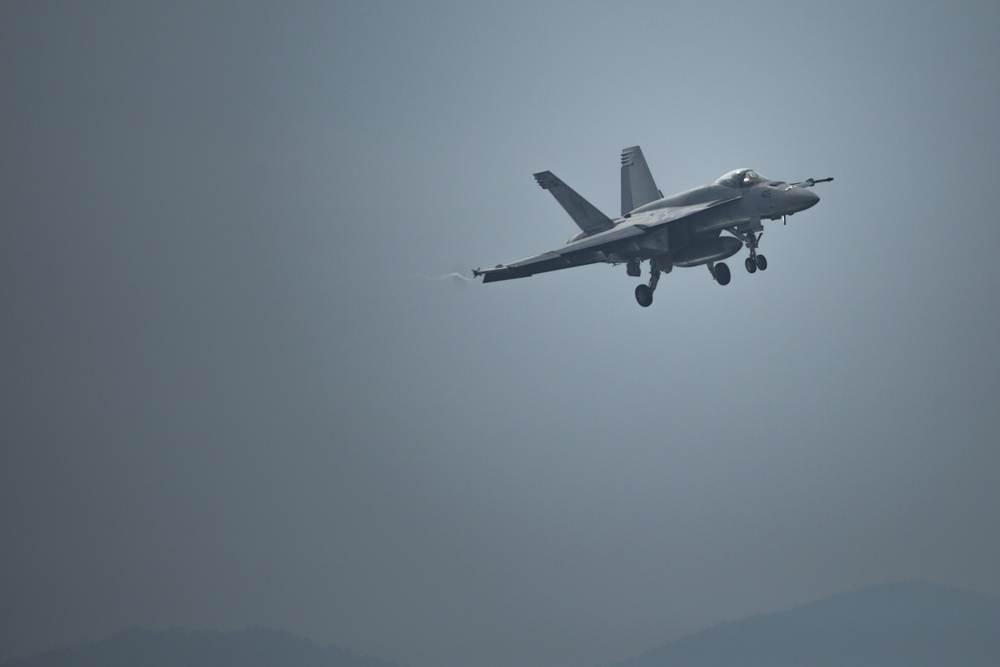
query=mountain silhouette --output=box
[611,581,1000,667]
[1,627,402,667]
[4,582,998,667]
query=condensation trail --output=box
[413,272,476,282]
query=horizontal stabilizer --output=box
[620,145,661,215]
[534,171,614,236]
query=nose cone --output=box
[788,187,820,213]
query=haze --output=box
[2,3,999,667]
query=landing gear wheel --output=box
[745,257,757,274]
[715,262,731,285]
[626,260,641,277]
[755,254,767,271]
[635,284,653,307]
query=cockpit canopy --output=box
[715,169,768,187]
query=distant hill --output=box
[612,581,1000,667]
[1,627,403,667]
[5,582,998,667]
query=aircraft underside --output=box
[629,228,766,308]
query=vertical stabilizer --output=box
[620,145,662,215]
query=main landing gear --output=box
[707,261,731,285]
[634,258,666,307]
[635,283,653,307]
[743,231,767,274]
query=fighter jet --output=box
[474,146,831,307]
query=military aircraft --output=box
[474,146,831,307]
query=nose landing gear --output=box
[743,231,767,273]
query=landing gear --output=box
[634,258,666,307]
[743,231,768,273]
[715,262,731,285]
[708,262,731,285]
[635,284,653,307]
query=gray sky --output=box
[2,2,999,667]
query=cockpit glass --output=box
[715,169,768,187]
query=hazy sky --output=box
[2,2,999,667]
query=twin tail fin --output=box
[620,145,662,215]
[533,171,614,236]
[534,145,663,235]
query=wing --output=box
[475,196,742,283]
[474,224,646,283]
[620,146,662,215]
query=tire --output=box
[715,262,731,286]
[756,254,768,271]
[635,284,653,307]
[745,257,757,273]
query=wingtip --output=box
[533,171,558,190]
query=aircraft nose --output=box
[788,187,819,212]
